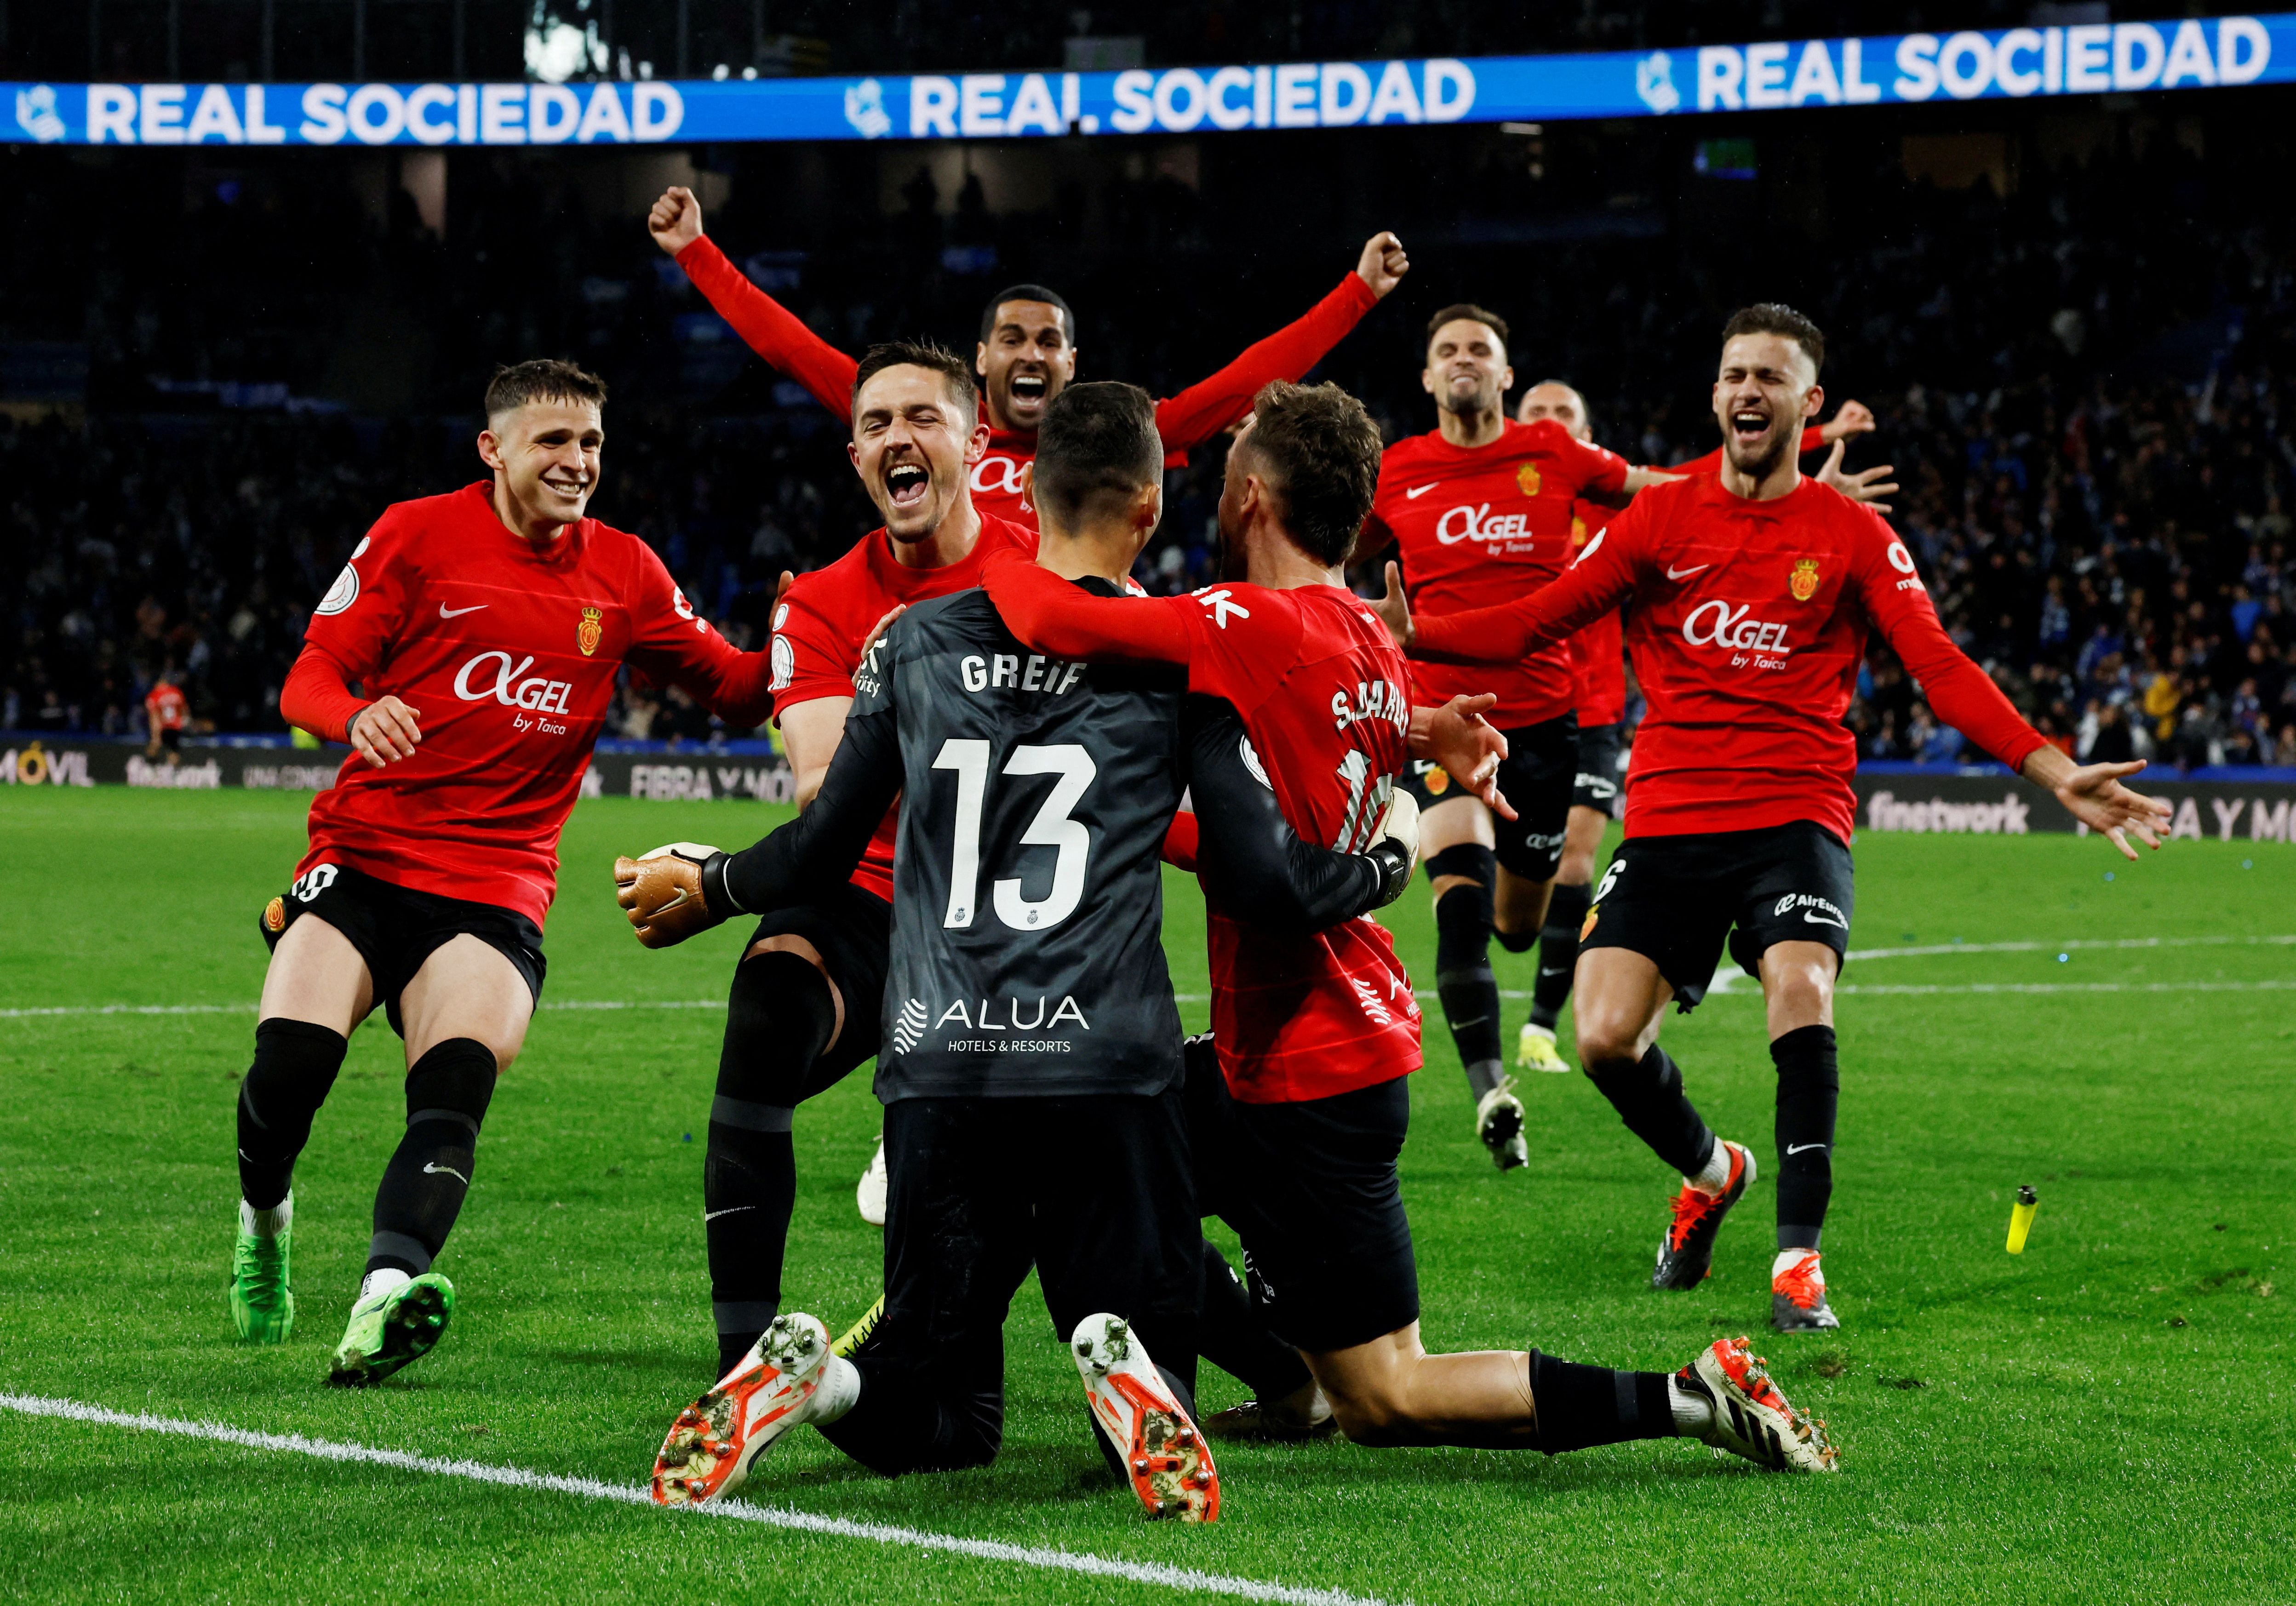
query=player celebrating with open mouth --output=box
[613,377,1456,1519]
[984,380,1844,1474]
[1352,307,1680,1168]
[229,361,777,1383]
[647,183,1408,526]
[1376,305,2170,1331]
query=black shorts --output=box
[157,726,182,753]
[1572,722,1624,816]
[819,1088,1200,1477]
[740,882,893,1100]
[1580,820,1855,1012]
[1183,1035,1419,1354]
[259,862,546,1038]
[1399,713,1576,882]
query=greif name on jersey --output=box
[891,993,1091,1056]
[1330,676,1409,735]
[959,652,1087,697]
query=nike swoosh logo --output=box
[1665,564,1710,581]
[1539,966,1569,978]
[1405,484,1438,499]
[1786,1143,1829,1155]
[704,1206,757,1223]
[422,1162,470,1183]
[1802,910,1848,929]
[439,603,487,618]
[655,888,692,914]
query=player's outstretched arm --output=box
[979,550,1192,663]
[2017,747,2172,861]
[1151,233,1400,452]
[1185,698,1413,931]
[1375,535,1630,668]
[1407,693,1515,821]
[652,186,859,422]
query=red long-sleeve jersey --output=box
[1407,474,2046,844]
[1562,426,1830,728]
[282,483,774,927]
[675,235,1379,524]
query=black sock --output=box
[1197,1240,1310,1405]
[367,1037,496,1279]
[1771,1024,1839,1251]
[236,1018,348,1210]
[1584,1044,1715,1178]
[1429,844,1504,1100]
[1530,881,1589,1031]
[709,950,838,1374]
[1528,1350,1678,1453]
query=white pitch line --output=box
[1844,933,2296,962]
[0,1393,1396,1606]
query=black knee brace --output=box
[236,1018,349,1210]
[368,1037,497,1275]
[1771,1024,1839,1251]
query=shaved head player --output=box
[231,360,776,1384]
[648,184,1408,526]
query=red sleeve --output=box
[622,539,776,727]
[1160,809,1200,873]
[280,646,366,744]
[1570,434,1630,498]
[676,236,859,422]
[979,550,1193,664]
[1153,274,1379,451]
[301,510,411,686]
[1850,511,2047,772]
[1672,424,1826,477]
[769,573,866,720]
[1410,502,1645,665]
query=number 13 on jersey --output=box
[932,739,1097,932]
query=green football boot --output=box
[326,1273,457,1387]
[229,1213,296,1343]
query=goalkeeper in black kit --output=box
[612,379,1454,1521]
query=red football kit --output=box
[1407,474,2047,845]
[982,554,1420,1104]
[279,483,775,927]
[770,513,1039,903]
[676,235,1378,525]
[1365,419,1628,728]
[1563,427,1824,728]
[145,681,189,731]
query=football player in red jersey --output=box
[984,382,1843,1473]
[647,184,1408,525]
[1378,306,2169,1332]
[1352,307,1681,1170]
[229,360,777,1383]
[672,337,1057,1381]
[1509,381,1895,1076]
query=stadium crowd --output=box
[4,112,2294,768]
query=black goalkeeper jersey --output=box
[734,578,1188,1101]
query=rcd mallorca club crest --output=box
[1516,462,1542,497]
[578,606,603,656]
[1789,558,1822,602]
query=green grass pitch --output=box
[1,786,2290,1604]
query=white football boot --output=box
[1070,1314,1220,1521]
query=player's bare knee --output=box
[1573,1006,1644,1071]
[1323,1381,1413,1446]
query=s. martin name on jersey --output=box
[891,994,1091,1054]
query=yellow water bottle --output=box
[2006,1185,2039,1254]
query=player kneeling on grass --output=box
[229,360,776,1383]
[614,377,1465,1518]
[980,380,1840,1471]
